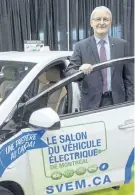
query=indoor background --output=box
[0,0,134,54]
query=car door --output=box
[42,104,134,195]
[18,56,134,195]
[40,57,135,194]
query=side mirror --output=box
[29,108,60,130]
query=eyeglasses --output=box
[92,17,110,23]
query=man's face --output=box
[90,9,112,38]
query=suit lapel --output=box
[109,36,115,76]
[90,36,100,63]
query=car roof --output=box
[0,51,73,64]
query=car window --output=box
[38,66,63,93]
[20,83,69,124]
[0,61,35,104]
[19,61,67,104]
[0,60,70,135]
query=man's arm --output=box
[65,42,93,80]
[66,42,82,77]
[123,42,134,101]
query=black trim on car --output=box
[29,121,61,130]
[0,60,36,67]
[60,101,134,120]
[67,83,73,113]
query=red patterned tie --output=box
[99,40,107,93]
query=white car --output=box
[0,51,134,195]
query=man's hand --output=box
[79,64,93,74]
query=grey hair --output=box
[90,6,112,21]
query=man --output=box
[66,6,134,111]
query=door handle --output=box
[118,119,135,130]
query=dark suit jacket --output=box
[66,35,134,110]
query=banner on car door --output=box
[42,121,113,194]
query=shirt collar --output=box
[94,34,109,44]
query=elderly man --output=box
[66,6,134,111]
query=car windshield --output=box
[0,60,35,104]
